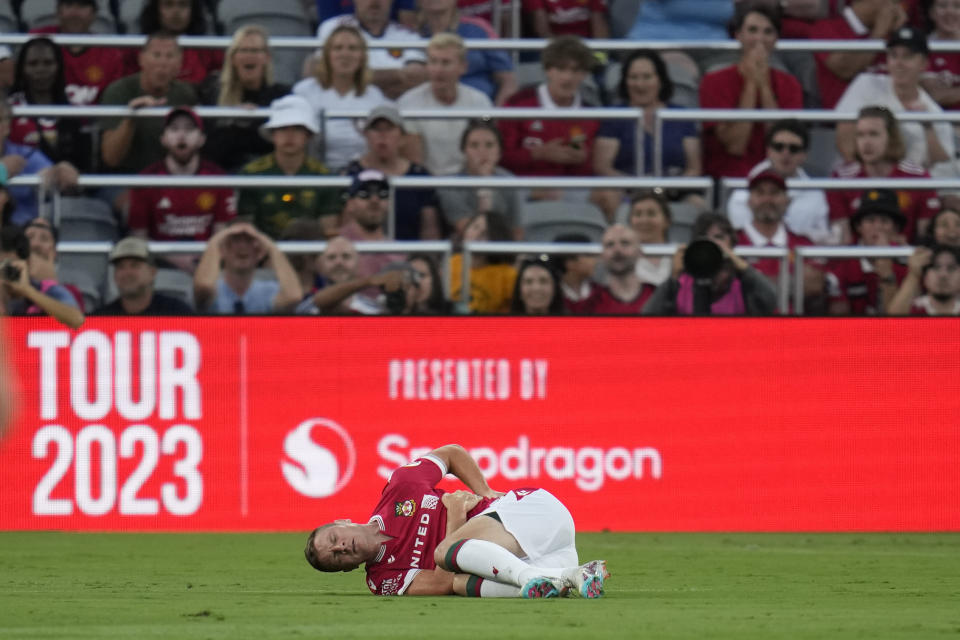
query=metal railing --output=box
[718,177,960,206]
[793,246,916,315]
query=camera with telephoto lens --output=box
[0,260,21,282]
[683,239,725,280]
[382,266,422,314]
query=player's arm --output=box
[427,444,504,499]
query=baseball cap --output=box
[364,105,405,132]
[748,170,787,192]
[164,106,203,131]
[887,26,929,55]
[852,189,907,231]
[260,95,319,139]
[109,236,154,265]
[347,169,390,198]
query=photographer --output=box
[0,226,84,328]
[642,213,777,316]
[299,236,403,315]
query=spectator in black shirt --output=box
[96,236,194,315]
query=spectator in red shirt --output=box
[128,0,223,88]
[699,1,804,178]
[826,188,910,315]
[887,244,960,314]
[523,0,610,40]
[828,105,939,244]
[812,0,905,108]
[584,223,655,315]
[30,0,127,106]
[128,107,236,271]
[498,35,599,189]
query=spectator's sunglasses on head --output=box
[769,141,804,154]
[354,183,390,200]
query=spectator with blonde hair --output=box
[203,25,291,172]
[294,24,389,171]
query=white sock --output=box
[444,539,564,587]
[462,576,521,598]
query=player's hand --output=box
[477,489,506,499]
[442,490,482,513]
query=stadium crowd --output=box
[1,0,959,320]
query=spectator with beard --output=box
[585,224,655,314]
[888,244,960,315]
[339,169,406,280]
[298,235,403,314]
[96,237,194,315]
[128,107,236,272]
[193,222,302,314]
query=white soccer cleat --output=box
[565,560,608,599]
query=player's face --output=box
[321,238,359,284]
[855,116,890,164]
[932,0,960,36]
[924,250,960,297]
[113,258,155,297]
[625,57,661,107]
[628,198,670,243]
[887,45,926,85]
[747,182,788,225]
[364,120,402,160]
[426,45,466,91]
[232,33,269,89]
[313,522,374,572]
[856,213,897,245]
[158,0,192,33]
[736,11,778,54]
[544,62,587,106]
[23,44,58,95]
[57,2,96,34]
[601,226,640,276]
[520,264,555,314]
[934,209,960,246]
[766,131,806,176]
[463,129,500,175]
[139,39,182,90]
[161,115,205,164]
[327,31,364,78]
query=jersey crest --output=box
[395,499,417,517]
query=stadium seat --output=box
[0,0,17,32]
[19,0,116,33]
[57,196,119,242]
[803,125,841,177]
[218,0,312,86]
[153,267,195,308]
[521,201,608,243]
[117,0,144,34]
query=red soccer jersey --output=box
[826,161,939,243]
[6,92,58,149]
[521,0,608,38]
[128,160,237,240]
[699,64,803,178]
[736,226,815,281]
[826,252,908,315]
[30,26,126,105]
[925,50,960,110]
[811,14,885,109]
[585,283,654,315]
[364,455,495,596]
[498,86,599,176]
[457,0,511,25]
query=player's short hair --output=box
[304,524,337,572]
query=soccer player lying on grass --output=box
[304,443,608,598]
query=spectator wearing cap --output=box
[293,25,388,172]
[726,119,831,244]
[498,35,599,188]
[29,0,127,106]
[835,26,954,169]
[887,244,960,315]
[0,99,79,226]
[737,170,825,307]
[100,33,198,175]
[128,107,236,272]
[23,218,84,309]
[699,2,803,179]
[237,95,340,239]
[193,221,302,314]
[344,105,444,239]
[0,225,83,328]
[313,0,427,100]
[340,169,406,280]
[811,0,905,109]
[96,236,194,315]
[826,188,910,315]
[829,106,939,244]
[396,33,493,176]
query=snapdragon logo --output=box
[378,435,662,492]
[281,418,356,498]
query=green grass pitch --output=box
[1,532,959,639]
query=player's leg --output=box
[452,573,521,597]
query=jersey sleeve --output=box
[385,454,447,489]
[366,566,420,596]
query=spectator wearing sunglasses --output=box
[340,169,406,282]
[725,119,830,243]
